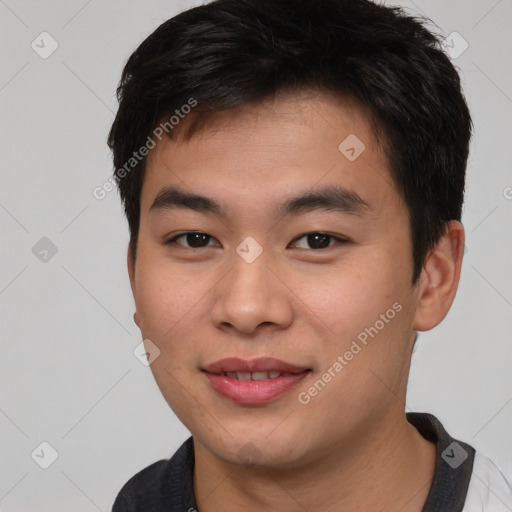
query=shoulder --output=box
[407,412,511,512]
[112,436,196,512]
[462,452,512,511]
[112,459,169,511]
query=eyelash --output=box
[165,231,349,250]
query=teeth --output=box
[223,371,283,380]
[251,371,269,381]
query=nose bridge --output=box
[229,235,272,298]
[230,250,271,299]
[211,244,293,333]
[229,242,276,313]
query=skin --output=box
[128,89,465,511]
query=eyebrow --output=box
[149,185,371,219]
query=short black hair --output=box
[107,0,472,285]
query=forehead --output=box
[141,90,398,217]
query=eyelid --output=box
[166,231,221,248]
[288,232,350,249]
[165,231,349,250]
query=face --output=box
[128,90,424,468]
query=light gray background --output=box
[0,0,511,510]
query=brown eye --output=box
[167,232,220,248]
[290,232,347,250]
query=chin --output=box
[197,425,314,469]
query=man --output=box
[108,0,512,510]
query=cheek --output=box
[135,266,205,415]
[134,261,205,342]
[292,255,406,343]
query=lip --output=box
[202,357,311,405]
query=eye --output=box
[166,232,220,248]
[289,232,348,250]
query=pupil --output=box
[187,233,209,248]
[308,233,330,249]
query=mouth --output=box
[208,370,303,380]
[202,357,312,405]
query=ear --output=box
[412,220,465,331]
[127,245,141,328]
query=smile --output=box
[202,357,311,405]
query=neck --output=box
[193,409,436,512]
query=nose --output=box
[210,253,294,335]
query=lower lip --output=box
[204,371,309,405]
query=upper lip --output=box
[203,357,310,374]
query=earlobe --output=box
[412,221,465,331]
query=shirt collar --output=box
[161,412,475,511]
[407,412,475,511]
